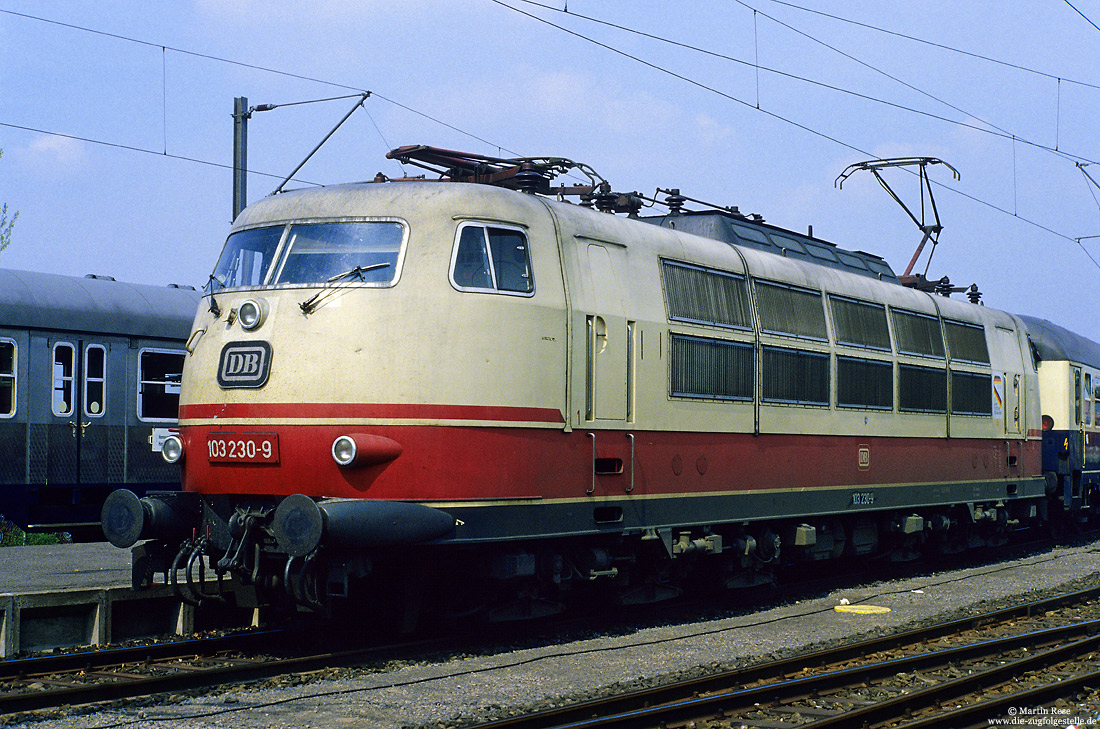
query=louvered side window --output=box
[830,297,890,350]
[662,261,753,330]
[756,282,827,340]
[837,357,893,410]
[945,321,990,364]
[762,347,829,405]
[892,310,945,358]
[670,334,753,400]
[952,371,992,415]
[899,364,947,413]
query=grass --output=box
[0,515,71,546]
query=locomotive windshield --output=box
[209,221,405,290]
[210,226,283,290]
[273,222,403,285]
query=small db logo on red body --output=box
[857,445,871,471]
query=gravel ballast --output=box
[9,541,1100,729]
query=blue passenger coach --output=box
[0,269,199,538]
[1019,315,1100,520]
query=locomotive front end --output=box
[103,179,570,614]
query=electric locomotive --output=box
[105,147,1078,620]
[1,268,199,539]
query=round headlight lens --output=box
[162,435,184,464]
[332,435,358,466]
[238,299,265,330]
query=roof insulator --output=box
[664,189,686,214]
[514,163,548,194]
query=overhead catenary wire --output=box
[1,4,1097,270]
[0,119,325,185]
[501,0,1100,265]
[731,0,1082,164]
[0,8,519,173]
[506,0,1097,168]
[766,0,1100,92]
[490,0,1095,267]
[1064,0,1100,35]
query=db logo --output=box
[217,341,272,389]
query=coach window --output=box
[1075,368,1083,425]
[138,349,185,422]
[0,339,14,417]
[450,223,534,295]
[1094,382,1100,426]
[83,344,106,417]
[52,342,75,416]
[1086,373,1094,427]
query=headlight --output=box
[238,298,267,330]
[332,435,358,466]
[330,433,403,468]
[162,434,184,464]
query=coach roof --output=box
[1018,314,1100,370]
[0,268,200,339]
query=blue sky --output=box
[2,1,1100,340]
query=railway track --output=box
[467,584,1100,729]
[4,547,1098,724]
[0,626,433,717]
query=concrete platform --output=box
[0,542,132,593]
[0,543,246,657]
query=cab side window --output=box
[450,223,533,295]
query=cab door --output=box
[994,326,1024,438]
[585,244,632,422]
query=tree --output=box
[0,149,18,255]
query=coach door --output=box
[585,244,631,422]
[43,337,121,493]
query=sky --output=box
[2,1,1100,341]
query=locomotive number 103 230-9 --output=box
[207,432,280,464]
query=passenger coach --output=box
[1,269,199,537]
[1018,315,1100,521]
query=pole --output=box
[232,96,249,221]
